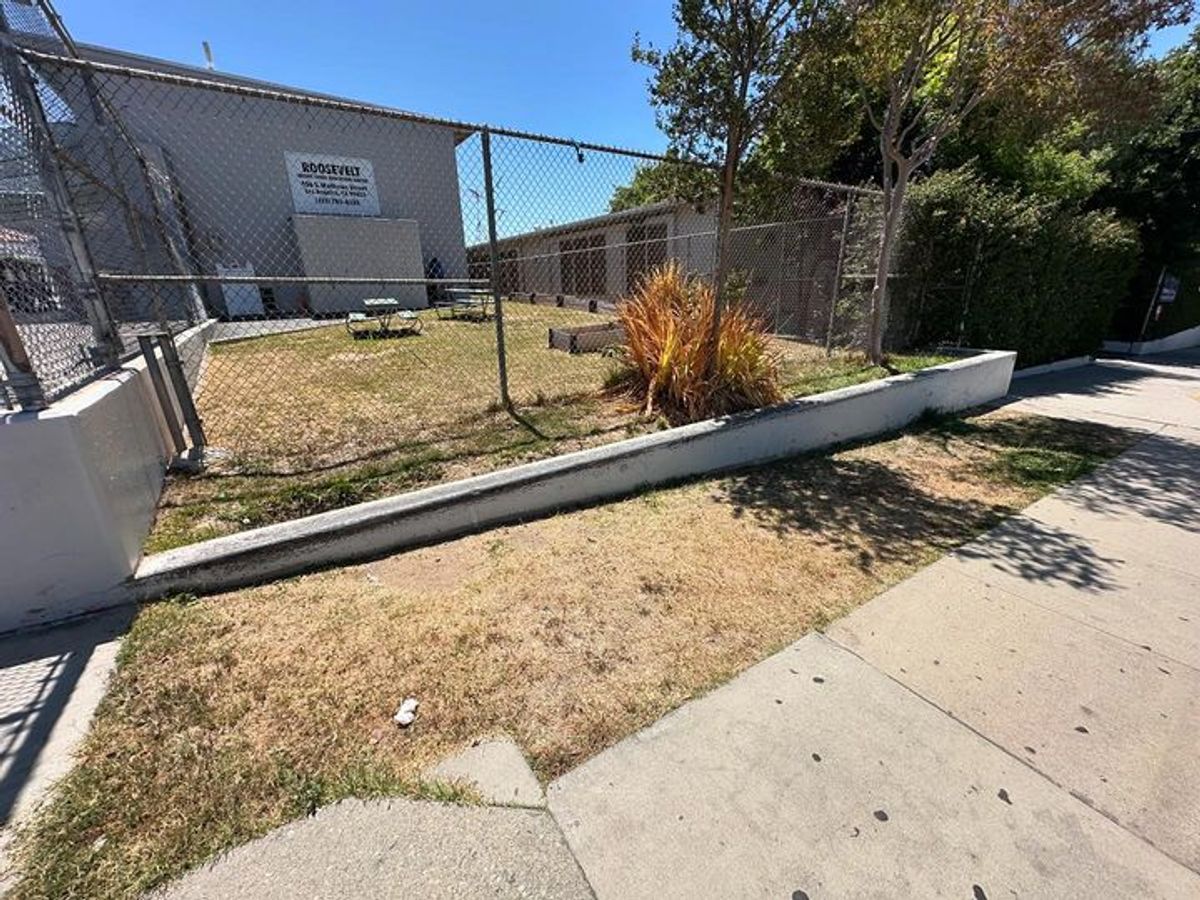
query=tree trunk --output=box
[713,149,738,300]
[706,128,741,373]
[867,169,908,365]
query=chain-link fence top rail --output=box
[0,4,880,478]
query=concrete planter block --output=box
[548,322,624,354]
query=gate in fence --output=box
[0,1,882,487]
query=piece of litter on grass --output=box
[394,697,419,726]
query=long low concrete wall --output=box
[134,349,1016,601]
[1011,355,1093,380]
[1102,323,1200,357]
[0,321,214,632]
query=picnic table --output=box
[433,288,492,320]
[345,298,423,336]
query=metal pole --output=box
[137,334,186,455]
[0,27,122,365]
[0,286,45,409]
[156,334,206,459]
[1136,266,1166,347]
[38,0,202,333]
[958,237,984,348]
[481,128,511,407]
[825,200,852,355]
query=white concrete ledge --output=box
[1011,355,1093,380]
[0,320,215,632]
[131,349,1016,601]
[1103,324,1200,357]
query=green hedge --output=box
[890,168,1141,366]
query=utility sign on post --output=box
[1158,274,1180,304]
[284,152,380,217]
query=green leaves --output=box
[633,1,821,165]
[893,166,1140,364]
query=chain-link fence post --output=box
[0,27,123,367]
[481,127,511,408]
[825,199,853,355]
[0,285,46,409]
[34,0,204,332]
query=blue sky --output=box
[1149,22,1195,56]
[45,2,1196,239]
[51,1,1194,155]
[52,0,678,153]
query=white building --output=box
[471,200,718,304]
[23,39,473,317]
[473,199,847,340]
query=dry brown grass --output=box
[149,312,946,553]
[195,304,612,474]
[12,410,1137,900]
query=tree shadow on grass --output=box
[716,423,1124,593]
[717,455,1014,571]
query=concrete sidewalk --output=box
[0,608,130,887]
[161,799,594,900]
[549,352,1200,897]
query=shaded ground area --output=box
[147,309,946,552]
[10,410,1134,900]
[0,611,131,896]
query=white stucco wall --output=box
[291,215,426,311]
[0,321,213,632]
[1102,323,1200,357]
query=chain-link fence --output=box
[0,1,883,519]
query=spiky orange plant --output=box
[611,261,782,422]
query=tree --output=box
[612,9,861,220]
[633,0,820,356]
[608,158,716,213]
[847,0,1191,363]
[1101,27,1200,338]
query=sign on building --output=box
[284,152,380,217]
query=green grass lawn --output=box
[146,307,951,553]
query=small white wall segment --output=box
[1011,356,1093,380]
[291,215,426,312]
[0,321,213,632]
[1102,323,1200,357]
[135,350,1016,601]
